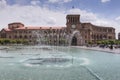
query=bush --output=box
[0,38,29,45]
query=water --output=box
[32,30,83,46]
[0,46,120,80]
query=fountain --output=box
[69,30,83,46]
[0,29,120,80]
[20,29,85,67]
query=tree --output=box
[3,39,11,44]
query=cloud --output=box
[63,0,72,3]
[0,0,7,9]
[115,16,120,37]
[67,8,109,26]
[101,0,111,3]
[115,16,120,21]
[30,0,41,6]
[46,17,56,25]
[48,0,72,3]
[67,8,120,38]
[11,0,29,5]
[0,4,66,28]
[67,8,116,27]
[0,1,119,38]
[67,9,98,22]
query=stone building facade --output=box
[118,32,120,40]
[66,14,115,44]
[0,14,116,45]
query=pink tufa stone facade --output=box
[0,14,116,45]
[118,32,120,40]
[66,14,115,44]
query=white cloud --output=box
[0,2,119,38]
[67,8,115,26]
[68,9,98,22]
[67,8,110,26]
[48,0,58,3]
[101,0,111,3]
[115,16,120,21]
[48,0,72,3]
[0,4,66,28]
[63,0,72,3]
[67,8,120,38]
[30,0,41,6]
[47,17,56,25]
[115,16,120,38]
[0,0,7,9]
[13,0,30,5]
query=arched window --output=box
[24,35,27,39]
[29,35,32,38]
[14,35,17,38]
[19,35,22,38]
[9,36,11,39]
[71,36,77,46]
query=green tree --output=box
[4,39,11,44]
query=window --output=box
[29,35,32,38]
[24,35,27,39]
[9,36,11,38]
[108,29,112,32]
[82,26,84,28]
[29,31,31,33]
[19,35,22,38]
[14,35,17,38]
[108,36,112,39]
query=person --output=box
[109,45,113,50]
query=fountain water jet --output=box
[21,30,87,67]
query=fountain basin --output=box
[0,46,120,80]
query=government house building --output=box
[118,32,120,40]
[0,14,116,46]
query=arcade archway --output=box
[71,36,77,46]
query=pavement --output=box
[72,46,120,54]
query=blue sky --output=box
[5,0,120,17]
[0,0,120,37]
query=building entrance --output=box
[71,36,77,46]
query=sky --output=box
[0,0,120,38]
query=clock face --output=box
[71,24,76,28]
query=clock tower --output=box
[66,14,81,32]
[66,14,84,46]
